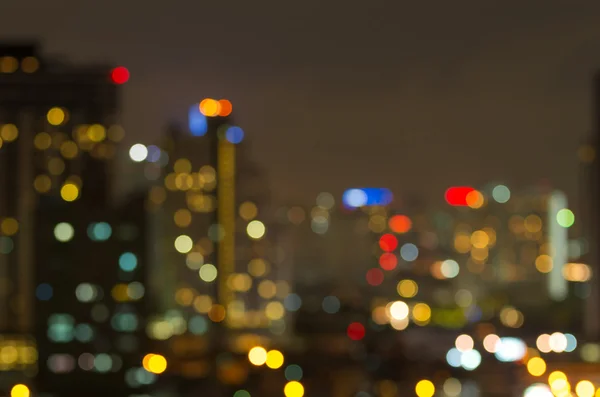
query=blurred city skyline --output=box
[3,1,600,205]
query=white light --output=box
[494,337,526,362]
[549,332,568,353]
[389,301,409,320]
[446,348,462,368]
[536,334,551,353]
[523,384,553,397]
[343,189,368,208]
[441,259,460,278]
[129,144,148,162]
[460,349,481,371]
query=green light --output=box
[556,209,575,228]
[233,390,251,397]
[492,185,510,203]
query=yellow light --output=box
[284,381,304,397]
[397,279,418,298]
[415,379,435,397]
[0,124,18,142]
[199,98,221,117]
[248,346,267,366]
[174,235,193,253]
[246,220,266,239]
[548,371,568,386]
[47,107,66,126]
[34,175,52,193]
[575,380,595,397]
[174,209,192,227]
[10,384,30,397]
[535,254,553,273]
[145,354,167,374]
[1,218,19,236]
[526,357,546,377]
[21,57,39,73]
[266,350,284,369]
[265,301,285,320]
[60,183,80,202]
[60,141,79,159]
[412,303,431,324]
[0,56,18,73]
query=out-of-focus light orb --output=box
[527,357,547,377]
[322,296,341,314]
[389,301,409,320]
[565,333,577,352]
[443,378,462,397]
[535,254,553,273]
[247,220,266,239]
[285,364,303,381]
[415,379,435,397]
[389,215,412,233]
[455,334,474,352]
[316,192,335,209]
[189,104,208,136]
[483,334,500,353]
[144,354,167,374]
[119,252,138,272]
[284,381,304,397]
[548,371,567,385]
[129,144,148,162]
[441,259,460,278]
[199,264,218,282]
[54,222,74,242]
[10,384,30,397]
[248,347,267,366]
[536,334,552,353]
[366,268,384,286]
[400,243,419,262]
[47,107,65,126]
[492,185,511,203]
[199,98,220,117]
[495,337,527,362]
[379,233,398,252]
[466,190,484,209]
[233,390,250,397]
[460,349,481,371]
[218,99,233,117]
[397,279,418,298]
[266,350,284,369]
[225,126,244,144]
[412,303,431,324]
[549,332,568,353]
[379,253,398,270]
[110,66,130,84]
[446,348,462,368]
[343,189,368,208]
[556,209,575,228]
[347,322,365,341]
[581,343,600,362]
[523,384,553,397]
[60,183,79,202]
[284,294,302,312]
[174,235,193,253]
[575,380,595,397]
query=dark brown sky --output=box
[3,1,600,206]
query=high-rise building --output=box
[0,42,145,395]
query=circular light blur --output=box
[389,301,409,320]
[129,144,148,162]
[492,185,511,203]
[284,381,304,397]
[343,189,368,208]
[248,347,267,366]
[446,348,462,368]
[523,384,553,397]
[527,357,547,377]
[199,264,218,282]
[54,222,74,242]
[455,334,474,352]
[565,334,577,352]
[400,243,419,262]
[247,220,266,239]
[575,380,595,397]
[494,337,527,362]
[483,334,500,353]
[441,259,460,278]
[549,332,568,353]
[460,349,481,371]
[415,379,435,397]
[174,235,193,253]
[536,334,551,353]
[443,378,462,397]
[266,350,284,369]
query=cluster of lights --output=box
[246,347,304,397]
[0,55,39,74]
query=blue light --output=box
[494,337,526,362]
[36,283,53,301]
[119,252,138,272]
[146,145,161,163]
[284,293,302,311]
[446,348,462,367]
[342,188,393,208]
[189,104,207,136]
[88,222,112,241]
[225,126,244,144]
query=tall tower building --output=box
[0,42,143,395]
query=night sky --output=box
[3,1,600,207]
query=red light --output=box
[389,215,412,234]
[347,322,365,341]
[111,66,130,84]
[218,99,232,117]
[379,253,397,271]
[379,233,398,252]
[366,268,384,286]
[445,186,475,206]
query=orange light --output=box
[199,99,221,117]
[466,190,484,209]
[389,215,412,233]
[218,99,232,116]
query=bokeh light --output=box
[415,379,435,397]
